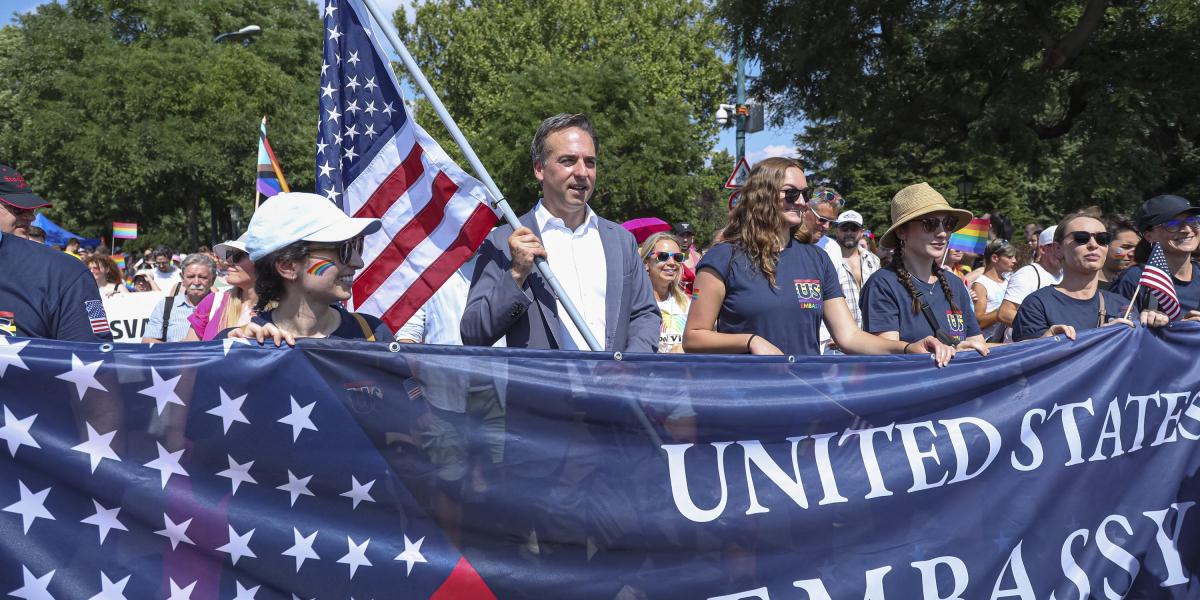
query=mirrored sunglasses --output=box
[652,252,685,264]
[1161,215,1200,233]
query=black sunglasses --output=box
[1067,231,1113,246]
[781,187,813,204]
[309,236,364,264]
[224,249,248,263]
[917,216,959,234]
[651,251,685,264]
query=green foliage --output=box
[0,0,322,249]
[401,0,733,232]
[721,0,1200,233]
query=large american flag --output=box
[318,0,499,332]
[1137,242,1181,320]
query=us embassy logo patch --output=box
[794,279,822,309]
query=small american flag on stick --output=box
[1137,243,1181,320]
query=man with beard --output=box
[142,253,216,342]
[819,210,880,353]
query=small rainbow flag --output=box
[112,254,126,271]
[112,222,137,239]
[949,218,990,255]
[256,116,290,198]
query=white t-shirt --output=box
[153,266,181,290]
[656,295,689,354]
[1003,263,1061,305]
[974,273,1008,341]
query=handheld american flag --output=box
[1137,242,1181,320]
[318,0,499,333]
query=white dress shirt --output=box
[534,201,607,350]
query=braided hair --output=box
[890,243,961,315]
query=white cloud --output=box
[747,144,798,163]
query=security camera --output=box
[716,104,736,127]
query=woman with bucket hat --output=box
[860,183,991,355]
[224,192,390,344]
[684,158,957,365]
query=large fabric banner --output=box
[0,324,1197,599]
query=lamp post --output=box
[214,25,262,46]
[955,173,976,200]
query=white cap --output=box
[244,192,382,261]
[1038,225,1057,247]
[836,210,864,226]
[213,235,248,261]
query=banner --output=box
[0,324,1198,599]
[101,290,166,343]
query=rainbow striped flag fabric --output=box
[112,222,137,239]
[112,253,126,270]
[948,217,989,254]
[256,116,290,198]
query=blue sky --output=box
[0,0,799,168]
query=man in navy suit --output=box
[461,113,660,352]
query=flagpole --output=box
[360,0,604,353]
[1122,285,1140,321]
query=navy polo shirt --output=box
[0,232,113,341]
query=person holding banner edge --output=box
[684,158,957,365]
[1110,194,1200,320]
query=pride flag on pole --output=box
[112,253,126,271]
[256,115,290,197]
[949,217,989,254]
[112,222,137,239]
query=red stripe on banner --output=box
[379,203,498,332]
[430,556,497,600]
[353,171,460,302]
[354,144,425,219]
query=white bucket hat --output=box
[244,192,382,261]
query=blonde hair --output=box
[723,156,804,286]
[639,232,688,306]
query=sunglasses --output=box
[1161,215,1200,233]
[917,216,959,234]
[808,205,835,226]
[224,249,248,264]
[309,236,364,264]
[1067,231,1113,246]
[837,223,863,232]
[650,251,685,264]
[781,187,813,204]
[0,203,34,218]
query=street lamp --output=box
[214,25,262,46]
[955,173,976,200]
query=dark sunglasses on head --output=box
[837,223,863,232]
[309,236,364,264]
[1161,215,1200,233]
[1067,231,1113,246]
[781,187,813,204]
[651,251,685,264]
[917,215,959,234]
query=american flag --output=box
[84,300,110,335]
[1138,242,1181,320]
[318,0,499,332]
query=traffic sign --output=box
[724,157,750,189]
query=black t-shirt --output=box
[251,305,392,340]
[1012,286,1131,342]
[1110,261,1200,314]
[696,239,842,356]
[861,267,981,344]
[0,233,113,342]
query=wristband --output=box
[746,334,757,353]
[902,341,914,353]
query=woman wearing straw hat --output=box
[860,183,991,355]
[684,158,957,365]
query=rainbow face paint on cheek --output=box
[307,259,336,276]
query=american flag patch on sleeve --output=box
[84,300,110,335]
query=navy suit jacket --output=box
[460,209,661,352]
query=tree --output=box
[720,0,1200,234]
[398,0,733,228]
[0,0,323,250]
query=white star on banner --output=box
[81,499,127,543]
[394,535,427,576]
[364,123,377,139]
[217,525,258,565]
[343,146,359,162]
[0,406,39,457]
[282,528,320,572]
[316,140,329,156]
[138,368,183,415]
[382,101,395,117]
[86,572,130,600]
[232,582,260,600]
[364,76,378,93]
[318,161,334,178]
[320,61,329,76]
[326,25,341,43]
[154,514,194,550]
[206,388,250,434]
[321,81,337,99]
[278,397,318,441]
[3,481,54,534]
[336,536,373,578]
[71,423,120,473]
[144,443,188,489]
[345,124,360,140]
[324,106,342,124]
[223,336,251,356]
[165,578,196,600]
[347,50,360,67]
[340,476,376,509]
[363,100,377,116]
[324,187,342,202]
[277,470,314,507]
[0,337,29,377]
[216,455,257,494]
[9,565,54,600]
[323,2,336,18]
[346,100,360,115]
[55,354,106,400]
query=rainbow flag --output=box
[949,218,989,254]
[112,222,137,239]
[256,116,290,198]
[112,254,126,271]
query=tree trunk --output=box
[186,197,199,253]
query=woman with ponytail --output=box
[684,158,956,365]
[860,183,990,354]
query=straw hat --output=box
[879,183,973,250]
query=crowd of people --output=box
[2,113,1198,362]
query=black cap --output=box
[0,165,50,210]
[1134,195,1200,232]
[674,222,695,235]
